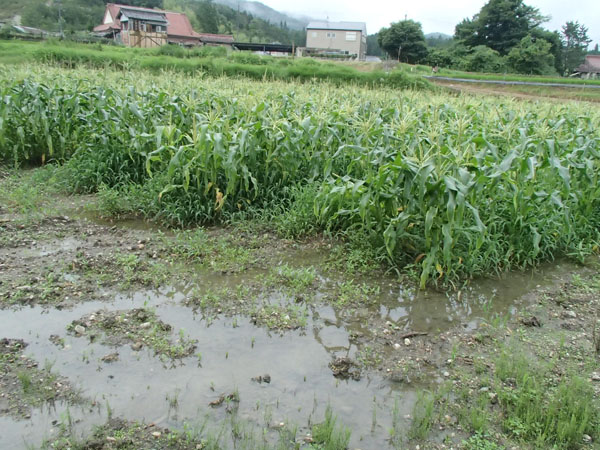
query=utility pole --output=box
[57,0,64,38]
[397,45,401,62]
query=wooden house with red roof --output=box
[94,3,233,48]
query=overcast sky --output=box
[264,0,599,47]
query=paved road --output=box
[426,76,600,89]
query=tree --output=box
[366,33,383,57]
[120,0,163,8]
[193,0,219,34]
[378,20,428,64]
[425,48,456,68]
[462,45,506,73]
[561,21,592,74]
[454,0,547,55]
[530,28,563,74]
[507,34,556,74]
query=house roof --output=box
[94,3,205,39]
[306,21,366,34]
[576,55,600,73]
[198,33,234,44]
[118,8,168,25]
[11,25,48,35]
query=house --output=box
[575,55,600,79]
[93,3,233,48]
[305,21,367,60]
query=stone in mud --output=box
[209,392,239,407]
[521,316,541,327]
[328,357,361,381]
[131,342,143,351]
[251,374,271,384]
[101,352,119,363]
[0,338,27,355]
[74,325,86,335]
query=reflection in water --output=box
[0,258,575,449]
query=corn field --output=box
[1,65,599,286]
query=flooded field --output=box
[0,167,598,450]
[2,198,593,450]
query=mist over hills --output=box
[211,0,311,30]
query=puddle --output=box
[21,237,86,258]
[0,213,580,450]
[0,290,415,449]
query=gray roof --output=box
[306,21,366,34]
[577,55,600,73]
[119,8,168,24]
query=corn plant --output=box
[0,65,598,286]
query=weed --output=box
[409,390,435,440]
[311,406,351,450]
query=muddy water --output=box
[0,257,577,449]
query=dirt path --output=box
[432,79,600,103]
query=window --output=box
[311,31,317,38]
[346,31,357,41]
[326,32,336,38]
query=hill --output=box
[425,32,451,40]
[212,0,309,30]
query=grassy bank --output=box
[1,64,599,287]
[0,40,428,90]
[433,79,600,103]
[432,68,600,86]
[387,62,600,87]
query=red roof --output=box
[94,3,231,41]
[578,55,600,72]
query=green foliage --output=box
[409,391,435,439]
[461,45,506,73]
[19,41,428,89]
[561,21,592,74]
[462,432,504,450]
[530,28,564,74]
[311,406,351,450]
[455,0,547,55]
[366,33,383,57]
[507,35,556,75]
[1,65,599,287]
[21,0,105,33]
[378,20,428,64]
[495,349,599,448]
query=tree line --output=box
[372,0,593,76]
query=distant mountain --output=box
[425,32,452,40]
[212,0,310,30]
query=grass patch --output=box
[0,40,430,90]
[434,68,600,86]
[68,308,197,361]
[0,338,82,418]
[495,349,599,448]
[310,406,351,450]
[409,390,436,440]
